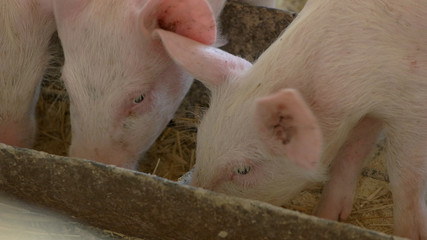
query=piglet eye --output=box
[133,94,145,104]
[235,166,251,175]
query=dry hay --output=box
[34,84,70,157]
[34,33,69,157]
[138,111,200,181]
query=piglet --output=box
[51,0,218,169]
[0,0,55,147]
[158,0,427,238]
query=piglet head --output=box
[193,87,324,205]
[160,34,324,205]
[53,0,216,169]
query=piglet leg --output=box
[386,137,427,239]
[314,117,383,221]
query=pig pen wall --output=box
[2,1,397,239]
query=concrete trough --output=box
[0,144,402,239]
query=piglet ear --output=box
[255,89,322,170]
[140,0,216,45]
[154,29,252,88]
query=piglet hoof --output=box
[313,194,354,221]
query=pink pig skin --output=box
[159,0,427,239]
[52,0,217,170]
[0,1,56,148]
